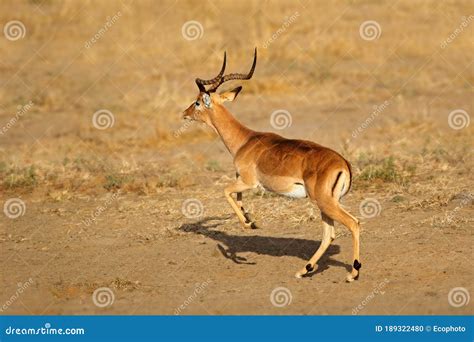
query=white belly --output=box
[280,183,307,199]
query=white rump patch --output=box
[281,183,307,199]
[340,182,345,199]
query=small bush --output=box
[2,165,38,189]
[104,174,130,191]
[206,160,222,172]
[359,157,400,182]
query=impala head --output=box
[183,48,257,124]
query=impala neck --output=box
[209,104,253,156]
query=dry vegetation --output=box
[0,0,472,315]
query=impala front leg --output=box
[224,179,257,229]
[235,173,257,228]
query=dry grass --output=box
[0,0,472,205]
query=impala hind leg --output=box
[295,213,335,278]
[317,197,361,282]
[224,179,257,229]
[295,171,361,281]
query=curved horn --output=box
[195,52,227,91]
[208,48,257,92]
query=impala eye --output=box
[195,101,200,106]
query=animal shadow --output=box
[177,216,351,276]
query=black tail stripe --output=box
[346,161,353,193]
[332,171,343,196]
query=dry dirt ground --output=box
[0,1,473,315]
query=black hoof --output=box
[305,264,314,272]
[250,222,258,229]
[353,259,362,271]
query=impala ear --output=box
[218,86,242,102]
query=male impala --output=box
[183,49,361,282]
